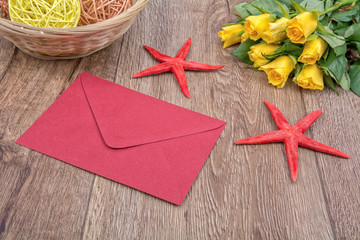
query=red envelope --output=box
[16,73,226,205]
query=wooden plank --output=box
[82,0,335,239]
[0,9,143,239]
[0,38,15,81]
[0,46,92,239]
[0,0,359,238]
[302,90,360,239]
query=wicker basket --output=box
[0,0,148,60]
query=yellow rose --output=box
[241,32,250,43]
[217,24,244,48]
[248,43,280,67]
[294,64,324,90]
[298,37,328,64]
[244,14,274,41]
[259,55,295,88]
[262,17,289,44]
[286,12,318,44]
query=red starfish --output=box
[235,101,350,182]
[132,38,224,98]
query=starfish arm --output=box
[294,110,322,133]
[264,101,290,130]
[235,130,286,144]
[132,62,172,78]
[182,61,225,71]
[144,45,173,62]
[298,134,350,159]
[175,38,191,60]
[171,65,190,98]
[284,136,299,182]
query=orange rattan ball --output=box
[79,0,133,26]
[0,0,9,17]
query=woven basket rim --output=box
[0,0,148,34]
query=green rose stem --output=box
[319,0,359,16]
[288,0,358,18]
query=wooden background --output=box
[1,0,359,239]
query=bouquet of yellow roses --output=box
[218,0,360,96]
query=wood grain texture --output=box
[0,0,359,239]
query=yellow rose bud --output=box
[286,12,318,44]
[244,14,274,41]
[217,24,244,48]
[248,43,280,68]
[298,37,328,64]
[259,55,295,88]
[241,32,250,43]
[294,64,324,90]
[262,17,289,44]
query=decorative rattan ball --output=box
[0,0,9,17]
[79,0,133,26]
[9,0,81,28]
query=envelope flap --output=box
[80,73,225,148]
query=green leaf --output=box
[254,0,290,13]
[234,3,253,19]
[236,30,245,37]
[349,64,360,96]
[311,10,321,20]
[278,0,293,8]
[318,49,347,83]
[339,71,351,90]
[291,0,308,13]
[330,8,358,22]
[316,23,346,53]
[249,2,271,14]
[293,63,303,82]
[323,46,329,59]
[224,23,242,26]
[345,24,360,41]
[318,18,330,27]
[234,0,290,18]
[231,39,257,65]
[300,0,325,11]
[354,4,360,22]
[334,26,350,36]
[323,75,339,94]
[275,0,290,18]
[344,24,355,38]
[233,13,244,21]
[307,34,319,41]
[320,0,359,16]
[356,42,360,51]
[263,40,304,59]
[336,21,352,29]
[317,33,345,49]
[325,0,334,9]
[333,44,347,56]
[333,23,352,35]
[289,55,298,65]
